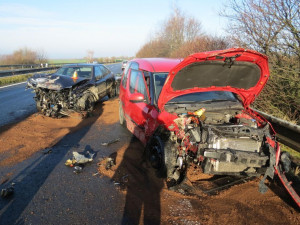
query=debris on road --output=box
[41,147,52,154]
[65,151,94,168]
[101,138,120,146]
[73,166,83,174]
[65,159,76,167]
[1,183,15,198]
[105,157,116,170]
[72,151,94,164]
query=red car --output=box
[119,48,299,206]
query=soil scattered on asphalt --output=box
[97,101,300,224]
[0,99,119,167]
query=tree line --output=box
[0,48,48,65]
[136,1,300,124]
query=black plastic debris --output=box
[1,183,15,198]
[281,152,291,173]
[42,148,52,154]
[101,138,120,146]
[121,175,129,183]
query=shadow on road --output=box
[0,103,104,225]
[111,136,164,225]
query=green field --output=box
[48,59,86,64]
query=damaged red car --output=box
[119,48,299,206]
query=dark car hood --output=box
[27,73,90,91]
[158,48,269,109]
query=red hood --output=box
[158,48,269,110]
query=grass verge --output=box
[0,70,56,87]
[281,144,300,162]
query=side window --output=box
[101,66,109,76]
[129,69,149,101]
[121,62,131,88]
[94,66,103,80]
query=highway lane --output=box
[0,82,36,128]
[0,63,122,128]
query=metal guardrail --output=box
[0,66,60,77]
[0,62,111,77]
[253,109,300,152]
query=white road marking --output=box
[0,81,26,89]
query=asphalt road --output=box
[0,103,132,224]
[0,63,131,224]
[0,63,122,128]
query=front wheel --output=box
[146,136,183,186]
[107,86,116,98]
[78,93,95,112]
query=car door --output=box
[100,65,113,94]
[125,69,150,144]
[94,66,106,98]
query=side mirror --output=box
[129,93,145,103]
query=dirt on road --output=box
[0,100,118,167]
[0,98,299,224]
[98,136,299,225]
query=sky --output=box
[0,0,228,59]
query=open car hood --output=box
[158,48,269,109]
[28,73,89,91]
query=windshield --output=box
[153,72,168,101]
[56,66,92,79]
[166,91,239,104]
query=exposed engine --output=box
[166,107,274,178]
[33,86,96,117]
[28,79,97,118]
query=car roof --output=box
[62,63,102,67]
[132,58,182,73]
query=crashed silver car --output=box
[27,64,115,117]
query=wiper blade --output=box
[166,99,238,105]
[165,101,196,105]
[199,99,238,103]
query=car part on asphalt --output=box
[42,147,52,154]
[1,183,15,198]
[65,159,76,167]
[72,151,94,164]
[105,157,116,170]
[73,166,83,174]
[101,138,120,146]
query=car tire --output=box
[146,136,180,186]
[81,93,95,112]
[115,84,120,96]
[108,86,116,98]
[119,101,126,127]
